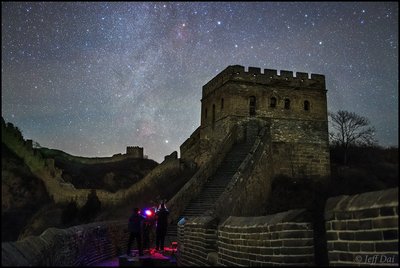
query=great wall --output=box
[1,118,183,208]
[2,65,398,266]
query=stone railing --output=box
[177,209,314,266]
[1,220,127,266]
[167,124,239,224]
[213,119,272,219]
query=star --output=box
[1,2,397,162]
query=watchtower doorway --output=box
[212,104,216,129]
[249,96,256,116]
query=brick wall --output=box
[325,187,398,266]
[177,210,314,266]
[1,220,128,266]
[217,209,314,266]
[177,216,218,266]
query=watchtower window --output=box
[249,96,256,116]
[205,108,208,119]
[284,99,290,109]
[221,98,224,110]
[304,100,310,111]
[270,97,277,108]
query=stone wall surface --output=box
[177,188,398,267]
[177,209,314,266]
[2,220,127,266]
[325,187,398,266]
[217,210,314,266]
[177,216,219,266]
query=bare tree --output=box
[329,110,376,165]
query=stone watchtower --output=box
[126,146,144,159]
[187,65,330,179]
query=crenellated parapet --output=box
[202,65,325,99]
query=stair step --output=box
[175,136,258,221]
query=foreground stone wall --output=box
[177,188,398,266]
[325,188,398,266]
[217,210,314,266]
[177,216,219,266]
[2,220,127,266]
[177,209,314,266]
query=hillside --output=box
[1,143,52,242]
[38,147,158,192]
[1,118,196,241]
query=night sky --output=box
[2,2,398,163]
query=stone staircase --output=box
[165,125,258,243]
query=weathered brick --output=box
[269,225,283,232]
[339,252,354,262]
[375,241,398,252]
[328,252,340,261]
[354,231,382,241]
[280,246,314,255]
[335,212,353,220]
[282,239,313,247]
[262,240,271,247]
[282,255,314,264]
[260,248,273,255]
[247,240,261,247]
[279,230,312,239]
[334,242,349,251]
[249,247,260,255]
[338,232,354,240]
[360,242,375,252]
[326,231,339,241]
[348,242,361,252]
[380,207,396,216]
[382,230,398,240]
[260,233,271,240]
[352,209,380,219]
[332,221,347,230]
[372,218,399,229]
[270,240,282,247]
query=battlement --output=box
[126,146,143,158]
[202,65,325,98]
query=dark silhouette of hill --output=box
[1,143,52,242]
[38,147,158,192]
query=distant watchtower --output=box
[198,65,330,179]
[126,146,144,159]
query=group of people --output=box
[126,202,170,257]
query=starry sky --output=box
[2,2,398,163]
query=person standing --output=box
[155,202,170,251]
[126,207,145,257]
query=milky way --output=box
[2,2,398,162]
